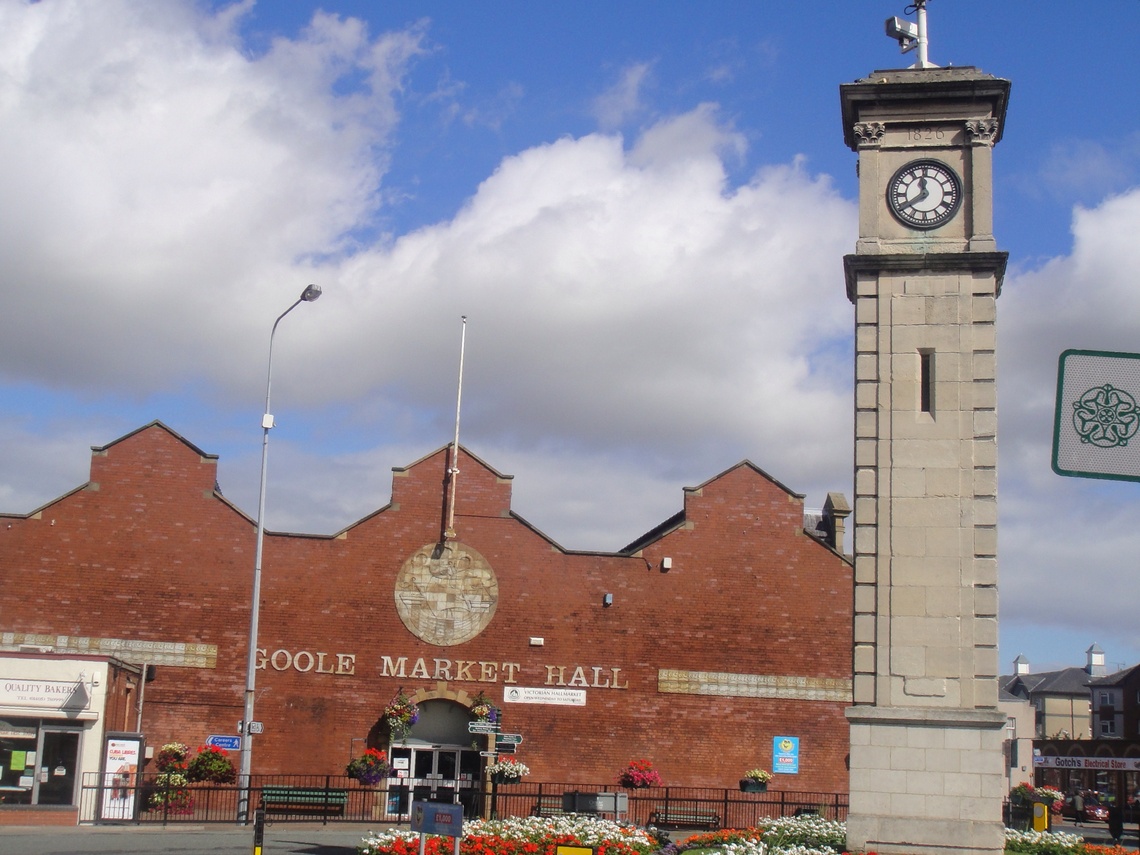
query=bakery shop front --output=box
[0,653,140,820]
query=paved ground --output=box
[1051,819,1138,849]
[0,822,389,855]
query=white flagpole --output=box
[444,316,467,539]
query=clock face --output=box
[887,160,962,229]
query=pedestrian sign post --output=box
[411,800,463,855]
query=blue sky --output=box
[2,0,1140,677]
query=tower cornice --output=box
[840,67,1011,151]
[843,250,1009,302]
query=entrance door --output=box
[389,745,481,818]
[35,729,81,805]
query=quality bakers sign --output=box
[1053,349,1140,482]
[1,678,91,711]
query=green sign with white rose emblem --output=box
[1053,349,1140,482]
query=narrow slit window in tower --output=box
[919,349,934,414]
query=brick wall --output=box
[0,423,852,793]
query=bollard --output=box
[1032,802,1049,833]
[253,805,266,855]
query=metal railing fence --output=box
[78,773,848,828]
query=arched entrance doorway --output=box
[381,698,483,818]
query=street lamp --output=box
[238,283,321,823]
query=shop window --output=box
[0,720,81,806]
[0,726,38,805]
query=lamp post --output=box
[237,283,321,823]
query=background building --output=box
[1001,646,1105,739]
[1004,647,1140,806]
[998,689,1035,794]
[1088,661,1140,741]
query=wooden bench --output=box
[648,806,721,830]
[260,786,348,816]
[531,794,569,817]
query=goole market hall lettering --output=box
[255,648,628,689]
[255,648,357,675]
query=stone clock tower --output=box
[839,60,1011,855]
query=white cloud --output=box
[592,61,653,129]
[0,0,858,556]
[0,0,425,392]
[998,185,1140,668]
[302,108,854,485]
[9,0,1140,675]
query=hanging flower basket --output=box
[617,759,662,789]
[383,689,420,742]
[469,690,501,724]
[187,745,237,784]
[1009,783,1062,808]
[346,748,390,786]
[153,742,190,774]
[740,768,772,792]
[486,758,529,785]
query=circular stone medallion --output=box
[394,542,499,646]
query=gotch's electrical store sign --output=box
[1035,755,1140,771]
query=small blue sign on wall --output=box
[773,735,800,774]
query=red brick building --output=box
[0,421,853,807]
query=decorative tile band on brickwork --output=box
[657,668,851,702]
[1,631,218,668]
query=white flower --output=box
[485,758,530,777]
[359,816,656,855]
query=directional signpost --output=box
[496,733,523,744]
[468,721,500,734]
[206,735,242,751]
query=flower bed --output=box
[678,814,846,855]
[358,815,656,855]
[358,815,1140,855]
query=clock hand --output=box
[908,177,930,208]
